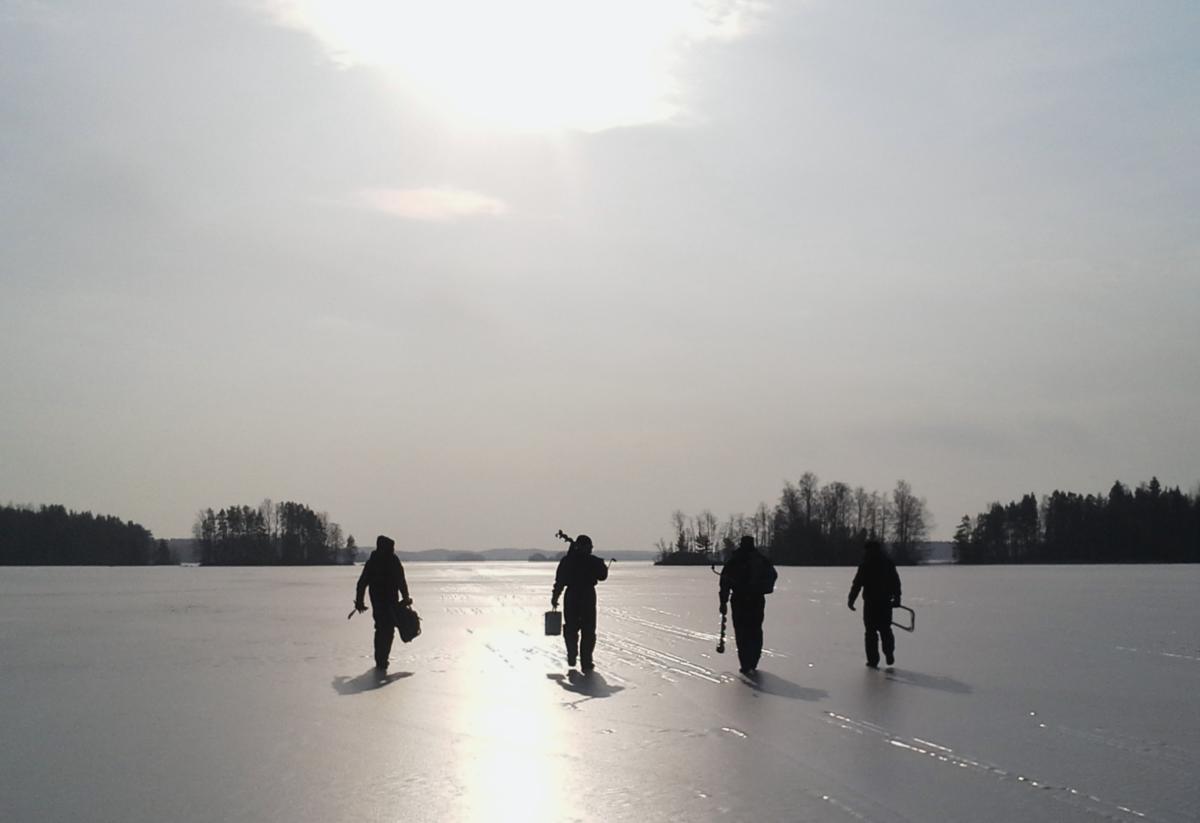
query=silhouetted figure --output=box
[551,534,608,672]
[355,535,412,671]
[848,539,902,668]
[720,536,777,675]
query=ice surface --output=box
[1,563,1198,822]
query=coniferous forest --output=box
[0,500,352,565]
[0,504,170,565]
[953,479,1200,564]
[656,473,931,566]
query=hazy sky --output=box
[2,1,1198,549]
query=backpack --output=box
[748,552,778,595]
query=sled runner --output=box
[891,605,915,633]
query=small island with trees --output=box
[656,473,930,566]
[192,501,354,565]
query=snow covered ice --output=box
[2,563,1198,822]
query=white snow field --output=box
[1,563,1197,823]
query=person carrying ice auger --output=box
[719,536,777,675]
[847,538,902,669]
[355,535,412,672]
[551,534,608,672]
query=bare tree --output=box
[754,502,773,550]
[870,491,894,544]
[821,481,852,537]
[798,472,819,528]
[891,479,931,564]
[654,537,672,562]
[853,486,871,535]
[327,521,343,563]
[732,512,748,541]
[671,510,690,553]
[696,509,719,557]
[721,513,746,556]
[259,499,278,543]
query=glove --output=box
[847,599,856,611]
[719,602,727,616]
[355,601,367,614]
[892,596,901,608]
[401,597,413,607]
[551,598,559,609]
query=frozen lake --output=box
[1,563,1197,822]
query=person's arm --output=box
[594,556,609,582]
[719,564,732,614]
[848,564,864,610]
[551,559,566,606]
[355,559,370,611]
[396,558,411,604]
[890,564,901,606]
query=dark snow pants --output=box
[563,587,597,668]
[862,600,895,666]
[372,602,400,668]
[731,592,766,672]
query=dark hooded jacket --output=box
[719,542,774,605]
[553,543,608,601]
[356,549,410,609]
[849,545,901,607]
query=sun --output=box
[261,0,759,132]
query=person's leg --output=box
[580,590,597,670]
[862,603,880,667]
[863,630,880,667]
[747,595,765,671]
[869,603,895,665]
[563,592,580,667]
[373,607,395,669]
[881,621,896,666]
[731,597,752,672]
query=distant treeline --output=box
[657,473,931,566]
[0,503,171,565]
[193,500,354,565]
[954,478,1200,564]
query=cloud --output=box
[355,186,508,221]
[251,0,764,131]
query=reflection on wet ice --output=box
[457,633,567,822]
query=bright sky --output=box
[2,1,1198,549]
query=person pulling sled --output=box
[847,539,902,669]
